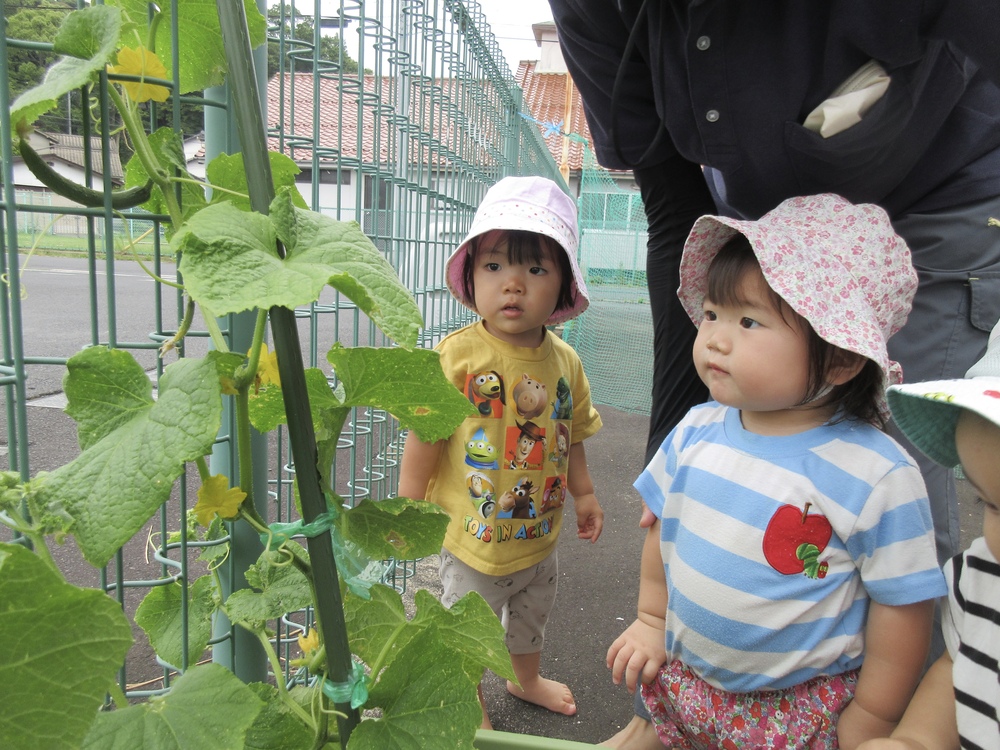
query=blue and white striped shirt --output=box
[635,402,947,692]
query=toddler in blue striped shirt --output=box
[609,195,946,748]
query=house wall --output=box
[12,160,97,191]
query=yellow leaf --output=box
[108,46,170,103]
[193,475,246,526]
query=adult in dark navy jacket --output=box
[548,2,1000,747]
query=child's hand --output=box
[574,493,604,543]
[838,700,898,749]
[607,617,666,694]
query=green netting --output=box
[563,147,652,416]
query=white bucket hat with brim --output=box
[678,193,917,417]
[445,176,589,325]
[887,320,1000,467]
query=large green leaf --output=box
[62,346,152,450]
[135,575,219,670]
[244,683,313,750]
[339,497,450,561]
[0,544,132,750]
[248,367,345,435]
[207,153,309,211]
[248,368,349,495]
[343,583,406,669]
[345,584,513,688]
[35,349,238,567]
[176,194,422,348]
[81,663,263,750]
[409,589,514,682]
[224,543,313,629]
[9,5,122,132]
[109,0,266,94]
[327,344,477,443]
[347,629,480,750]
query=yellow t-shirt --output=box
[427,322,602,576]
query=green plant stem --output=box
[235,309,269,390]
[195,456,211,483]
[159,298,195,356]
[366,621,407,680]
[146,10,163,53]
[201,311,229,353]
[236,504,270,538]
[171,176,249,201]
[234,387,255,510]
[0,511,63,579]
[251,627,318,732]
[107,680,128,710]
[120,231,184,290]
[237,505,315,585]
[107,85,183,227]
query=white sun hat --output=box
[445,176,589,325]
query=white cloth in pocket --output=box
[804,60,891,138]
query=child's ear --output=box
[827,350,866,386]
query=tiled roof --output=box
[266,73,495,167]
[34,131,123,181]
[514,60,593,172]
[265,67,621,177]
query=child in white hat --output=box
[398,176,604,726]
[859,320,1000,748]
[610,194,947,747]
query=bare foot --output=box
[505,677,577,715]
[599,714,662,749]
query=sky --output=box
[304,0,549,76]
[476,0,551,74]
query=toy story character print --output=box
[496,476,538,519]
[550,376,573,420]
[539,475,567,514]
[466,471,496,518]
[548,422,570,470]
[465,427,500,470]
[506,420,545,470]
[510,373,548,420]
[465,370,505,417]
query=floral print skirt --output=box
[641,660,858,749]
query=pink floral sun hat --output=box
[679,193,917,407]
[445,176,589,325]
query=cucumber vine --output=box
[1,2,513,749]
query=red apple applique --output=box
[762,503,832,579]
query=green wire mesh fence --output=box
[565,146,652,416]
[1,0,564,699]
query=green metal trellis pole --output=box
[213,0,362,742]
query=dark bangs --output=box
[462,229,575,313]
[706,234,786,313]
